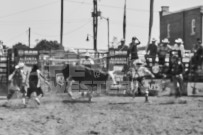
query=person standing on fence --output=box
[173,38,185,58]
[117,38,128,51]
[167,55,184,97]
[128,37,141,65]
[145,38,157,66]
[157,38,172,65]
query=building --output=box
[160,6,203,50]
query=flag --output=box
[123,0,127,40]
[147,0,154,47]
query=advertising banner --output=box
[16,49,39,66]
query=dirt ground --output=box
[0,91,203,135]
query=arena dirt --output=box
[0,92,203,135]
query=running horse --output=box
[61,63,117,101]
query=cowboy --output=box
[167,55,184,97]
[7,62,28,106]
[173,38,185,58]
[128,36,141,66]
[80,52,94,68]
[117,38,128,51]
[194,38,203,65]
[145,38,158,66]
[130,59,155,96]
[157,38,172,65]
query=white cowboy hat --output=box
[120,38,125,42]
[175,38,183,43]
[162,38,169,43]
[133,59,143,66]
[15,62,25,69]
[84,52,90,57]
[151,38,157,42]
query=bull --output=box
[61,64,117,101]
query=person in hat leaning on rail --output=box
[173,38,185,58]
[128,59,155,96]
[117,38,128,51]
[157,38,172,65]
[128,36,141,66]
[145,38,158,66]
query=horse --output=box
[61,64,117,101]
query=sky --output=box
[0,0,203,50]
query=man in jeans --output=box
[167,55,184,97]
[128,36,141,66]
[145,38,157,66]
[157,38,171,65]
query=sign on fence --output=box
[15,49,39,66]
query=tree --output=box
[34,40,64,50]
[13,42,29,49]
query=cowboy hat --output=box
[84,52,90,57]
[151,38,157,42]
[15,62,25,69]
[133,59,143,66]
[162,38,169,43]
[175,38,183,43]
[120,38,125,42]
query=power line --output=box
[0,1,59,19]
[64,0,159,12]
[6,31,27,42]
[32,20,91,37]
[63,20,91,35]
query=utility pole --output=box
[60,0,64,47]
[92,0,101,51]
[28,27,31,48]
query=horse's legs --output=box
[80,83,92,102]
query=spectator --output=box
[191,38,203,69]
[128,36,141,65]
[145,38,157,66]
[0,42,3,56]
[157,38,172,65]
[173,38,185,58]
[117,38,128,51]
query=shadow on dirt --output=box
[159,100,187,105]
[108,102,134,105]
[62,99,94,104]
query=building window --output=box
[167,24,170,38]
[191,19,196,35]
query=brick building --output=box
[160,6,203,50]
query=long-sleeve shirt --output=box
[157,44,171,57]
[147,43,157,56]
[173,44,185,57]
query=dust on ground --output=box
[0,92,203,135]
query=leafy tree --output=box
[34,40,64,50]
[13,42,29,49]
